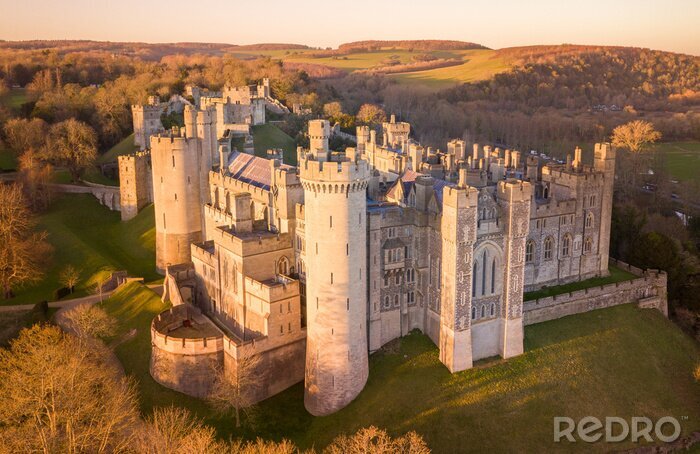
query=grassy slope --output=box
[108,286,700,451]
[651,141,700,182]
[101,283,232,432]
[99,133,137,164]
[4,194,158,306]
[252,123,297,165]
[390,49,510,88]
[524,265,637,300]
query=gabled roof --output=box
[226,151,292,191]
[385,169,452,206]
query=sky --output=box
[1,0,698,55]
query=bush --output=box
[53,287,70,300]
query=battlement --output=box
[210,227,292,257]
[151,304,224,356]
[118,150,151,164]
[442,184,478,208]
[497,179,532,202]
[244,274,299,304]
[299,156,370,184]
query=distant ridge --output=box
[338,40,488,52]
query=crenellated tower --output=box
[150,129,204,273]
[496,179,531,358]
[299,120,370,416]
[594,142,616,274]
[439,173,479,372]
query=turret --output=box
[308,119,330,160]
[299,152,370,416]
[150,134,203,273]
[594,143,616,273]
[439,184,478,372]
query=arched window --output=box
[277,257,290,275]
[384,296,390,308]
[562,235,571,257]
[491,259,496,293]
[481,250,487,296]
[526,240,534,263]
[585,212,594,228]
[584,237,593,254]
[481,305,485,317]
[394,295,399,307]
[472,263,477,297]
[471,306,477,319]
[544,237,554,260]
[490,303,495,316]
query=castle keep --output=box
[121,104,665,417]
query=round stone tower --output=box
[299,132,370,416]
[151,130,203,273]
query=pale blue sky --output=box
[1,0,698,55]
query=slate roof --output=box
[226,151,292,191]
[385,169,452,206]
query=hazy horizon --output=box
[1,0,699,55]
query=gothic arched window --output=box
[585,212,594,229]
[526,240,535,263]
[544,237,554,260]
[584,237,593,254]
[562,235,571,257]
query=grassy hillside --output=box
[252,123,297,164]
[106,290,700,451]
[99,133,137,164]
[281,48,510,88]
[651,141,700,182]
[4,194,158,306]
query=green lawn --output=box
[108,283,700,452]
[524,265,637,301]
[99,133,137,164]
[0,87,28,110]
[3,194,158,306]
[650,141,700,182]
[0,145,17,171]
[252,123,297,165]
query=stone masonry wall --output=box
[523,259,667,325]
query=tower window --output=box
[526,240,534,263]
[172,156,175,168]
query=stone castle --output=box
[118,99,665,417]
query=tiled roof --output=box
[226,152,292,191]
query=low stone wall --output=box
[51,182,121,211]
[523,260,667,325]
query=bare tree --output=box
[132,406,225,454]
[59,264,81,294]
[0,183,51,299]
[2,118,48,155]
[207,350,262,428]
[61,304,116,339]
[17,148,54,211]
[356,103,387,127]
[611,120,662,188]
[0,325,139,453]
[46,118,98,182]
[323,426,430,454]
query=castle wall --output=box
[523,261,667,325]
